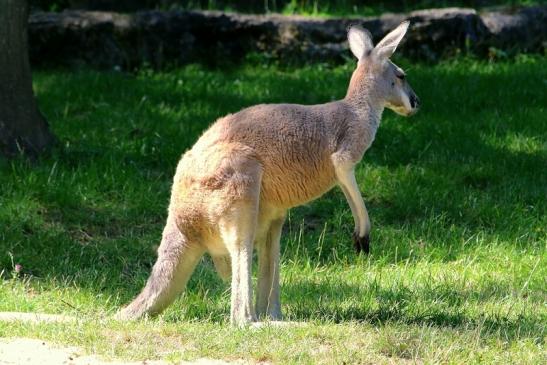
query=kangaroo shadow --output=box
[280,278,542,341]
[153,265,543,343]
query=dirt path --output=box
[0,312,256,364]
[0,338,243,365]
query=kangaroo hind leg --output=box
[212,254,231,282]
[256,215,285,320]
[220,200,259,326]
[117,218,204,320]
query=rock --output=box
[28,6,547,69]
[29,11,132,68]
[406,8,489,60]
[482,6,547,53]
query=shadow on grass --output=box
[149,267,544,342]
[282,279,543,337]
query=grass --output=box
[0,56,546,363]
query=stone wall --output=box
[28,6,547,68]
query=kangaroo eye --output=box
[396,74,405,80]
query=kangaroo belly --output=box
[260,156,336,208]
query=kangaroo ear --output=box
[374,21,410,60]
[348,25,373,61]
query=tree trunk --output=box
[0,0,55,157]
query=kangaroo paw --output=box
[352,232,370,254]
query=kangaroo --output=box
[117,21,420,326]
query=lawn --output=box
[0,56,545,363]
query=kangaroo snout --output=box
[410,93,420,109]
[406,92,420,116]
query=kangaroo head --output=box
[347,21,420,116]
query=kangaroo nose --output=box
[410,94,420,109]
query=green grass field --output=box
[0,56,546,363]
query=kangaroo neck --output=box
[344,67,385,131]
[344,90,384,137]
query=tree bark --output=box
[0,0,55,157]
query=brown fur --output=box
[117,22,419,325]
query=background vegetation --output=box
[0,54,545,363]
[31,0,544,15]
